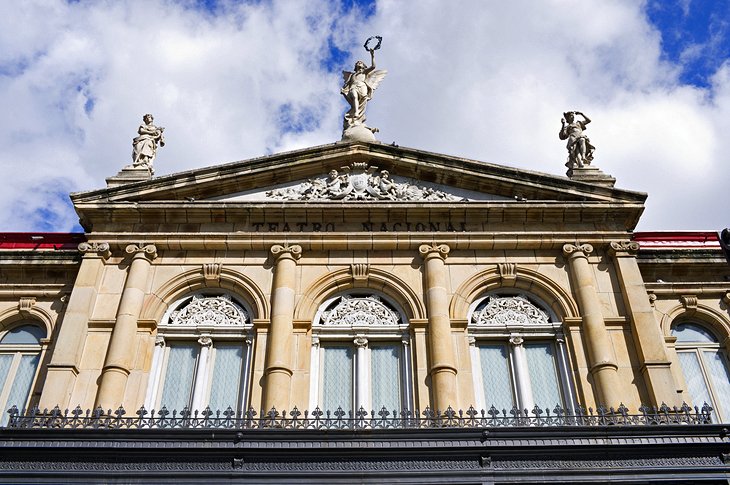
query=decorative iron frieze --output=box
[471,295,550,326]
[320,295,401,327]
[168,295,248,327]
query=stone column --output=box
[609,241,680,407]
[95,243,157,411]
[419,244,458,411]
[562,243,622,407]
[40,242,110,409]
[262,244,301,413]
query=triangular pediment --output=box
[72,142,645,205]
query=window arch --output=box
[308,292,412,414]
[1,322,46,425]
[144,292,254,413]
[468,293,575,413]
[672,321,730,422]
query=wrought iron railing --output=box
[2,403,714,430]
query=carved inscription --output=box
[249,221,468,232]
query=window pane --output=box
[677,351,713,411]
[673,323,718,343]
[524,342,562,409]
[160,344,198,411]
[1,354,40,426]
[370,344,401,412]
[0,354,12,389]
[703,350,730,422]
[478,344,515,411]
[322,345,353,413]
[1,325,45,345]
[208,344,244,412]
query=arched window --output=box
[145,293,254,413]
[0,323,46,425]
[309,294,412,414]
[468,294,574,412]
[672,322,730,422]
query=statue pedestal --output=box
[341,124,378,143]
[106,166,152,188]
[567,165,615,187]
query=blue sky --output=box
[0,0,729,232]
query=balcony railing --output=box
[3,402,714,430]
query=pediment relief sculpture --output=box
[470,295,550,327]
[168,295,249,327]
[320,295,402,327]
[266,163,465,202]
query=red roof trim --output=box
[0,233,86,250]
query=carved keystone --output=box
[350,263,369,282]
[203,263,222,281]
[18,297,36,316]
[680,295,698,312]
[78,241,111,260]
[498,263,517,284]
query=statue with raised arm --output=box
[559,111,595,169]
[340,36,387,142]
[132,114,165,174]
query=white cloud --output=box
[0,0,727,232]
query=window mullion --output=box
[144,336,166,410]
[510,335,534,411]
[401,335,412,413]
[555,333,575,411]
[469,337,486,411]
[191,336,213,411]
[355,337,369,413]
[309,336,321,411]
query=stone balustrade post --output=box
[262,244,301,413]
[95,243,157,411]
[609,241,680,407]
[562,243,622,407]
[419,243,458,411]
[40,242,110,409]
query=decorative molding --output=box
[77,241,111,259]
[125,243,157,261]
[418,243,450,260]
[154,336,165,347]
[350,263,369,281]
[203,263,222,282]
[266,163,465,202]
[471,295,550,327]
[320,295,401,327]
[648,292,657,307]
[608,240,640,256]
[562,243,593,257]
[723,292,730,306]
[168,295,249,327]
[498,263,517,283]
[680,295,698,312]
[270,244,302,261]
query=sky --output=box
[0,0,728,233]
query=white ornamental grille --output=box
[169,295,248,327]
[321,295,401,327]
[471,296,550,326]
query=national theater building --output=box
[1,68,730,482]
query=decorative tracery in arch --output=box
[320,295,401,327]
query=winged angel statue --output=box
[341,37,387,140]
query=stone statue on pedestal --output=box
[132,114,165,174]
[559,111,595,169]
[341,36,387,142]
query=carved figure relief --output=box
[320,295,401,327]
[471,295,550,327]
[168,295,248,327]
[266,163,464,202]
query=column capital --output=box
[418,243,450,260]
[78,241,111,260]
[562,243,593,258]
[197,336,213,348]
[608,240,640,257]
[270,244,302,261]
[125,243,157,261]
[353,336,368,348]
